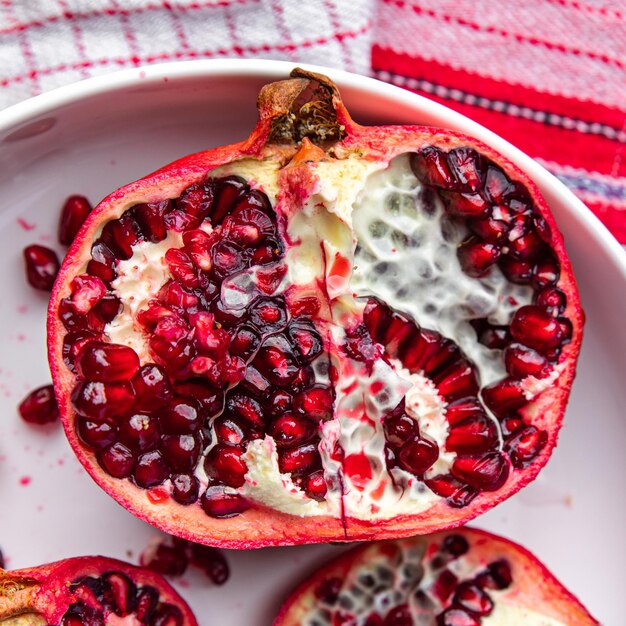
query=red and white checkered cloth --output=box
[2,0,625,243]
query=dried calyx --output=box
[48,69,583,547]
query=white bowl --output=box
[0,59,623,624]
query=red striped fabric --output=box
[1,0,624,242]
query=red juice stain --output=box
[147,487,169,504]
[17,218,36,231]
[19,476,31,486]
[343,453,372,489]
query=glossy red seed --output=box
[58,195,92,245]
[189,311,230,356]
[532,255,560,290]
[229,324,261,358]
[165,248,199,288]
[499,256,533,284]
[141,542,188,577]
[149,317,195,374]
[18,385,59,425]
[447,147,485,192]
[249,297,287,333]
[171,473,200,505]
[132,201,170,243]
[23,245,60,290]
[446,414,499,454]
[132,364,172,411]
[190,543,230,585]
[483,165,514,203]
[454,582,494,616]
[384,413,419,447]
[410,147,455,189]
[269,413,315,448]
[100,216,140,259]
[164,209,201,231]
[87,241,117,282]
[134,450,169,488]
[509,229,545,262]
[159,280,199,312]
[292,386,334,422]
[504,343,551,379]
[425,474,478,506]
[254,337,300,386]
[161,434,201,472]
[451,451,510,491]
[536,286,566,315]
[303,470,327,501]
[470,215,509,242]
[211,176,248,224]
[201,483,249,518]
[505,425,548,468]
[161,397,203,434]
[510,305,565,354]
[69,274,107,313]
[278,442,320,475]
[475,559,513,590]
[118,413,159,451]
[397,436,439,475]
[457,238,501,277]
[75,341,140,382]
[224,208,274,244]
[211,241,247,278]
[256,263,287,294]
[434,359,479,402]
[77,417,116,449]
[177,182,214,220]
[441,191,490,218]
[287,320,323,362]
[183,228,214,271]
[441,533,470,557]
[382,603,412,626]
[431,569,459,603]
[481,378,526,417]
[205,444,248,487]
[445,397,485,426]
[213,416,246,445]
[71,380,135,420]
[437,608,480,626]
[97,442,135,478]
[226,393,265,429]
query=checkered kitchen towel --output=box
[1,0,625,242]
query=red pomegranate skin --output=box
[274,528,598,626]
[47,69,583,548]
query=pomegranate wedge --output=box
[274,528,598,625]
[0,556,197,625]
[48,69,583,547]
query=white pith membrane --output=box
[85,152,562,520]
[299,537,567,626]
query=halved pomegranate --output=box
[0,555,197,625]
[48,69,583,547]
[274,528,598,625]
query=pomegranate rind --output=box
[273,527,598,626]
[0,556,197,625]
[48,69,583,548]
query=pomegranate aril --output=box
[266,389,292,417]
[171,473,200,505]
[441,191,489,218]
[141,542,188,577]
[161,397,203,434]
[211,241,247,278]
[150,318,195,374]
[249,296,287,332]
[233,188,272,214]
[229,324,261,358]
[453,582,494,616]
[132,201,170,243]
[134,450,169,488]
[213,416,246,445]
[256,263,287,294]
[536,286,566,314]
[470,215,509,242]
[431,568,459,602]
[205,444,248,487]
[87,240,117,282]
[118,413,160,451]
[457,238,501,277]
[481,378,526,417]
[134,586,159,621]
[509,228,545,262]
[269,413,315,448]
[177,181,214,220]
[224,207,274,244]
[397,436,439,475]
[504,343,550,379]
[483,165,514,202]
[97,442,135,478]
[384,413,419,447]
[410,147,455,189]
[437,608,480,626]
[93,293,121,323]
[382,604,412,626]
[226,393,265,429]
[173,379,223,416]
[100,215,141,259]
[447,147,485,192]
[102,571,137,616]
[315,576,342,603]
[446,414,499,454]
[293,386,334,422]
[77,417,116,449]
[189,311,230,356]
[499,256,533,284]
[441,533,469,557]
[58,195,92,245]
[132,364,173,411]
[445,397,485,425]
[161,434,201,472]
[164,209,202,231]
[505,425,548,468]
[165,248,199,288]
[18,385,59,424]
[23,244,60,290]
[433,359,479,402]
[189,543,230,585]
[76,341,140,382]
[510,305,565,354]
[475,559,513,590]
[254,336,300,386]
[251,240,281,265]
[451,451,510,491]
[71,380,135,420]
[151,604,183,626]
[69,274,107,313]
[159,281,199,313]
[303,470,327,500]
[211,176,248,224]
[278,442,320,475]
[183,228,214,271]
[201,482,249,518]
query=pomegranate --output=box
[48,69,583,547]
[0,555,197,625]
[273,528,598,625]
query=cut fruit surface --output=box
[0,555,197,626]
[48,69,583,547]
[273,528,598,626]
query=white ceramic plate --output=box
[0,60,624,625]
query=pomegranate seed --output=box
[382,604,412,626]
[269,413,315,448]
[189,544,230,585]
[447,147,485,192]
[315,576,342,603]
[189,312,230,356]
[532,255,560,290]
[445,397,485,425]
[533,213,552,241]
[211,241,247,278]
[504,343,550,379]
[93,293,121,323]
[483,165,514,202]
[23,245,60,290]
[173,380,223,416]
[256,263,287,294]
[233,188,272,214]
[101,571,137,615]
[118,413,159,451]
[161,397,203,434]
[505,425,548,468]
[470,215,509,242]
[164,208,202,231]
[509,229,545,262]
[132,364,172,411]
[457,238,501,277]
[249,297,287,332]
[58,195,92,245]
[481,378,526,417]
[397,436,439,475]
[410,147,455,189]
[302,470,327,501]
[161,434,201,472]
[69,274,107,314]
[265,389,292,417]
[205,444,248,487]
[141,542,188,577]
[75,341,140,382]
[451,451,510,491]
[135,587,159,621]
[433,359,479,402]
[454,582,494,616]
[87,241,116,282]
[292,386,334,422]
[446,414,499,454]
[177,182,214,220]
[500,415,524,437]
[441,191,490,218]
[71,380,135,420]
[211,176,248,224]
[223,207,274,244]
[77,417,116,449]
[134,450,169,488]
[201,483,249,518]
[229,324,261,358]
[171,473,200,505]
[278,442,320,475]
[404,330,449,373]
[18,385,58,425]
[137,304,180,331]
[510,305,565,354]
[536,286,566,315]
[431,569,459,602]
[426,474,478,507]
[384,413,419,447]
[441,533,469,557]
[475,559,513,590]
[132,201,170,243]
[183,228,214,271]
[150,604,183,626]
[499,256,533,284]
[100,215,141,259]
[289,295,321,317]
[149,317,195,374]
[159,280,199,313]
[97,442,135,478]
[213,416,246,445]
[225,393,265,429]
[437,608,480,626]
[165,248,199,288]
[254,335,300,386]
[287,320,323,362]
